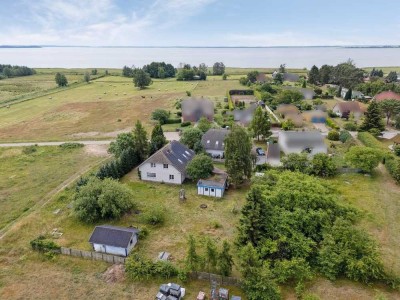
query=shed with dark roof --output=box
[89,225,140,257]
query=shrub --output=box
[326,118,339,130]
[186,91,191,96]
[30,236,60,254]
[59,142,84,149]
[385,154,400,183]
[180,121,191,127]
[327,130,340,141]
[22,145,37,154]
[125,254,178,280]
[186,154,214,181]
[281,153,309,172]
[310,153,337,177]
[141,206,166,225]
[281,119,295,131]
[164,118,181,124]
[394,145,400,157]
[369,128,381,137]
[345,146,382,173]
[343,122,358,131]
[339,130,352,143]
[151,109,170,125]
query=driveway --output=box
[313,123,329,136]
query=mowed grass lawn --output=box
[0,76,196,142]
[0,146,103,230]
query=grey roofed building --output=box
[140,141,195,174]
[273,71,300,82]
[282,86,316,99]
[340,88,364,99]
[201,128,230,157]
[89,225,139,248]
[181,97,214,122]
[279,130,327,156]
[232,103,258,125]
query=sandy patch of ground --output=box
[84,144,110,157]
[103,264,125,283]
[164,131,180,141]
[70,128,133,139]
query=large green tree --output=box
[132,120,149,161]
[197,116,212,133]
[212,62,225,75]
[249,106,271,141]
[55,72,68,87]
[224,125,252,186]
[151,109,170,125]
[186,154,214,181]
[108,132,135,158]
[218,241,234,277]
[180,128,203,152]
[345,146,382,173]
[150,123,167,154]
[74,177,135,223]
[379,99,400,125]
[308,65,320,84]
[360,101,385,131]
[386,71,398,83]
[133,68,152,89]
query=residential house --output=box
[278,131,327,156]
[138,141,195,184]
[276,104,303,127]
[88,225,140,257]
[332,101,363,119]
[341,88,364,100]
[201,128,230,158]
[181,97,214,122]
[373,91,400,102]
[197,169,228,198]
[255,73,267,83]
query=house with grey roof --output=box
[278,131,327,156]
[266,143,281,166]
[138,141,195,184]
[201,128,230,158]
[181,97,214,122]
[89,225,140,257]
[232,103,258,126]
[272,71,300,82]
[197,169,228,198]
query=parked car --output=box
[256,147,265,156]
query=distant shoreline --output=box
[1,45,400,49]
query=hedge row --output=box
[357,132,386,150]
[164,118,181,124]
[326,118,339,130]
[385,155,400,183]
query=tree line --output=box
[0,64,35,79]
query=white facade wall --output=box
[197,186,224,198]
[139,163,183,184]
[93,244,127,256]
[205,149,225,158]
[332,105,342,117]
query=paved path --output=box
[264,104,281,123]
[0,140,113,147]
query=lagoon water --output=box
[1,47,400,69]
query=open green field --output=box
[0,146,105,231]
[0,77,196,142]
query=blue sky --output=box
[1,0,400,46]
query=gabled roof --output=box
[201,129,230,151]
[333,101,362,113]
[88,225,139,248]
[256,73,267,82]
[374,91,400,102]
[279,131,325,148]
[283,73,300,82]
[139,141,195,174]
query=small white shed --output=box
[197,171,228,198]
[89,225,140,257]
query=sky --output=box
[1,0,400,47]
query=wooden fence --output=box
[189,271,241,287]
[60,247,126,264]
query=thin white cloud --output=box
[0,0,216,45]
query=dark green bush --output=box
[327,130,340,141]
[59,142,84,149]
[22,145,37,154]
[30,235,60,253]
[385,154,400,183]
[339,130,352,143]
[125,254,178,280]
[343,122,358,131]
[165,118,181,124]
[180,121,191,127]
[141,206,166,225]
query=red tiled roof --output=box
[335,101,362,113]
[374,91,400,102]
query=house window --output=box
[147,172,156,178]
[169,174,174,180]
[163,164,168,169]
[211,188,215,193]
[150,163,156,168]
[205,188,209,192]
